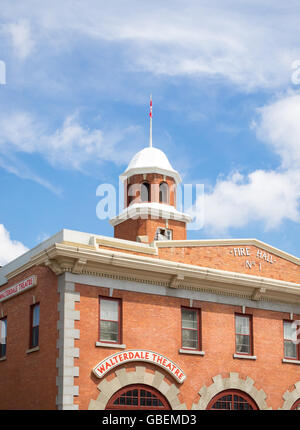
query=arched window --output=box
[105,384,171,410]
[140,182,150,202]
[159,182,169,204]
[207,390,258,410]
[291,399,300,410]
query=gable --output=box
[157,240,300,284]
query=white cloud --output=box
[199,92,300,234]
[4,19,35,59]
[0,224,28,266]
[255,93,300,169]
[0,111,142,189]
[1,1,300,90]
[202,169,300,234]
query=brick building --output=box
[0,143,300,410]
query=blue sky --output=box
[0,0,300,265]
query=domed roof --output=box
[120,146,181,183]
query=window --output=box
[154,228,172,241]
[284,321,299,360]
[0,317,7,358]
[30,303,40,348]
[207,390,258,410]
[106,384,171,410]
[140,182,150,202]
[235,314,253,355]
[99,297,121,344]
[181,307,201,350]
[159,182,169,204]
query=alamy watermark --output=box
[96,181,204,231]
[0,60,6,85]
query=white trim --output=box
[120,166,181,185]
[233,354,257,360]
[282,359,300,365]
[109,202,192,227]
[179,349,205,356]
[26,346,40,354]
[95,342,126,349]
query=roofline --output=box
[2,241,299,306]
[120,167,182,184]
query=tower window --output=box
[159,182,169,204]
[140,182,150,202]
[154,228,172,241]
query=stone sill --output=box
[0,356,7,362]
[233,354,257,360]
[95,342,126,349]
[179,349,205,356]
[282,358,300,365]
[26,346,40,354]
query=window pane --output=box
[182,309,197,329]
[182,328,198,349]
[235,316,250,335]
[236,334,251,353]
[31,326,39,348]
[100,300,119,321]
[284,340,297,358]
[284,322,297,341]
[141,183,150,202]
[0,343,6,357]
[33,304,40,327]
[0,319,6,343]
[100,320,118,342]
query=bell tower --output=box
[109,97,192,243]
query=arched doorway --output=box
[207,389,258,410]
[105,384,171,410]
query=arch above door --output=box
[88,365,187,410]
[192,372,271,410]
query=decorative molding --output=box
[45,258,64,275]
[280,381,300,410]
[169,274,184,289]
[192,372,271,410]
[72,258,87,274]
[251,287,266,301]
[3,241,300,307]
[88,365,187,410]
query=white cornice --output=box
[3,241,298,306]
[109,202,192,226]
[120,166,181,184]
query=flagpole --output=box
[149,94,152,147]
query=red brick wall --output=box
[158,245,300,284]
[73,282,300,410]
[0,266,59,410]
[114,218,187,243]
